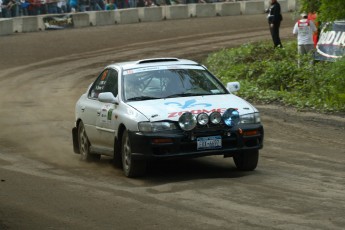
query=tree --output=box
[299,0,345,22]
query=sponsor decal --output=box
[316,21,345,61]
[100,105,112,123]
[165,99,211,109]
[101,70,108,80]
[107,109,114,120]
[168,108,228,118]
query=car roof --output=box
[106,58,200,71]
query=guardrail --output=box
[0,0,295,36]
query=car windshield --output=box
[123,65,228,101]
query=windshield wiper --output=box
[127,96,161,101]
[165,93,212,98]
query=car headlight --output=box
[222,108,240,127]
[178,112,197,131]
[240,112,261,124]
[138,121,178,132]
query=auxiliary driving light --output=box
[197,113,209,126]
[209,111,222,125]
[178,112,197,131]
[222,108,240,127]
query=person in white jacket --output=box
[293,12,317,66]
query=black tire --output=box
[121,130,146,177]
[233,150,259,171]
[78,121,101,162]
[113,137,122,167]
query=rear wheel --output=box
[121,130,146,177]
[78,121,101,162]
[233,150,259,171]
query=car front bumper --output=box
[128,124,264,160]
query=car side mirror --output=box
[98,92,119,104]
[226,82,240,93]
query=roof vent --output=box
[137,58,179,64]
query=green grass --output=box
[204,40,345,113]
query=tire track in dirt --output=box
[0,26,292,163]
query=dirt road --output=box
[1,14,345,229]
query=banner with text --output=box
[43,14,73,30]
[315,21,345,61]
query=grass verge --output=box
[204,40,345,113]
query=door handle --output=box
[97,110,101,116]
[81,106,85,112]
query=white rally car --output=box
[72,58,264,177]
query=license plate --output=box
[197,136,222,150]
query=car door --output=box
[97,68,119,149]
[81,69,112,148]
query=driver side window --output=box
[89,69,118,99]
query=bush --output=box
[204,41,345,112]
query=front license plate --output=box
[197,136,222,150]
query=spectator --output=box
[46,0,58,13]
[105,0,116,10]
[96,0,104,10]
[68,0,77,11]
[40,0,47,14]
[57,0,67,13]
[144,0,155,6]
[0,0,3,18]
[78,0,88,11]
[2,0,15,17]
[128,0,134,7]
[308,12,319,47]
[19,0,30,15]
[117,0,128,8]
[267,0,283,48]
[136,0,144,7]
[293,12,317,67]
[89,0,102,11]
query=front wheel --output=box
[78,121,101,162]
[233,150,259,171]
[121,130,146,177]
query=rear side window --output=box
[89,69,118,99]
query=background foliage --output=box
[299,0,345,22]
[205,41,345,112]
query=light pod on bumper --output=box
[209,111,222,125]
[178,112,197,131]
[197,113,209,126]
[222,108,240,127]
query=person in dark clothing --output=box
[267,0,283,48]
[136,0,144,7]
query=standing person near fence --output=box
[308,12,319,47]
[267,0,283,48]
[0,0,2,18]
[293,12,317,67]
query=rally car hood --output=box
[126,94,257,122]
